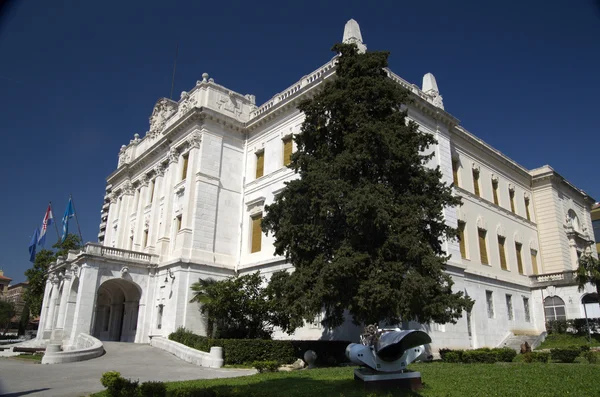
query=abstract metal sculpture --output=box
[346,325,431,389]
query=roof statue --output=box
[422,72,444,110]
[342,19,367,53]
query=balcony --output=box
[530,271,577,288]
[83,243,157,265]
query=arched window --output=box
[544,296,566,321]
[567,209,580,233]
[582,293,600,318]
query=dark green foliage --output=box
[261,42,471,332]
[140,381,167,397]
[550,348,581,363]
[576,254,600,298]
[584,350,599,364]
[461,350,497,364]
[252,361,279,373]
[189,272,274,339]
[100,371,139,397]
[439,348,515,364]
[24,234,81,316]
[168,388,218,397]
[546,318,600,335]
[169,328,349,366]
[17,302,30,336]
[100,371,122,389]
[0,300,16,334]
[522,352,550,363]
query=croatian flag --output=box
[38,204,54,247]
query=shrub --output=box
[169,328,349,366]
[461,350,497,364]
[577,345,590,353]
[100,371,139,397]
[522,352,550,363]
[438,348,452,361]
[101,371,122,390]
[494,348,517,363]
[551,348,580,363]
[140,381,167,397]
[444,351,462,363]
[546,318,600,335]
[169,388,218,397]
[252,360,279,373]
[585,350,599,364]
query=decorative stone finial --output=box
[202,73,209,82]
[209,78,214,83]
[422,73,439,93]
[342,19,366,53]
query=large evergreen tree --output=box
[262,43,472,332]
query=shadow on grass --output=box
[169,375,425,397]
[0,388,51,397]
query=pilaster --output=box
[51,271,73,341]
[68,263,100,347]
[36,278,53,340]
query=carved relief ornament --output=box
[149,98,177,138]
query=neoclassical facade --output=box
[38,20,598,350]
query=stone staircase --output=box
[499,332,546,351]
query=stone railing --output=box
[251,58,337,118]
[150,336,224,368]
[384,68,430,102]
[41,333,104,364]
[84,243,156,264]
[530,270,578,287]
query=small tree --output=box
[0,300,16,335]
[262,43,472,332]
[190,272,275,339]
[576,253,600,304]
[24,233,82,317]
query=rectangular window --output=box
[143,230,148,248]
[255,151,264,179]
[516,243,524,274]
[283,137,293,166]
[525,198,531,221]
[149,180,155,204]
[531,250,539,275]
[593,219,600,244]
[181,154,189,181]
[486,290,494,318]
[452,160,459,187]
[523,297,531,322]
[492,180,499,205]
[506,294,513,321]
[466,308,472,337]
[473,170,480,197]
[509,190,516,213]
[458,221,467,259]
[251,214,262,253]
[157,304,163,330]
[176,215,182,232]
[478,229,488,265]
[498,236,508,270]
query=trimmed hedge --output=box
[522,352,550,363]
[169,328,350,366]
[439,348,516,364]
[550,348,581,363]
[546,318,600,335]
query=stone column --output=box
[36,278,53,340]
[51,271,73,341]
[44,276,61,339]
[104,193,118,247]
[156,148,179,255]
[149,164,166,253]
[118,182,135,249]
[68,263,99,348]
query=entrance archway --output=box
[582,293,600,319]
[93,279,141,342]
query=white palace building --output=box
[38,20,599,351]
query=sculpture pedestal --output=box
[354,368,423,391]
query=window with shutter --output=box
[251,215,262,253]
[531,250,539,275]
[498,236,507,270]
[473,170,480,197]
[283,137,293,166]
[452,160,459,186]
[458,221,467,259]
[478,229,488,265]
[516,243,524,274]
[492,180,499,205]
[181,154,189,181]
[256,152,264,179]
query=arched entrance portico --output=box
[93,279,141,342]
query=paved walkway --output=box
[0,342,255,397]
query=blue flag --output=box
[29,228,39,263]
[62,198,75,242]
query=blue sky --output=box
[1,1,599,283]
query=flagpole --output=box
[69,194,84,244]
[49,201,61,244]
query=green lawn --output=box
[537,333,600,349]
[9,353,43,363]
[92,362,600,397]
